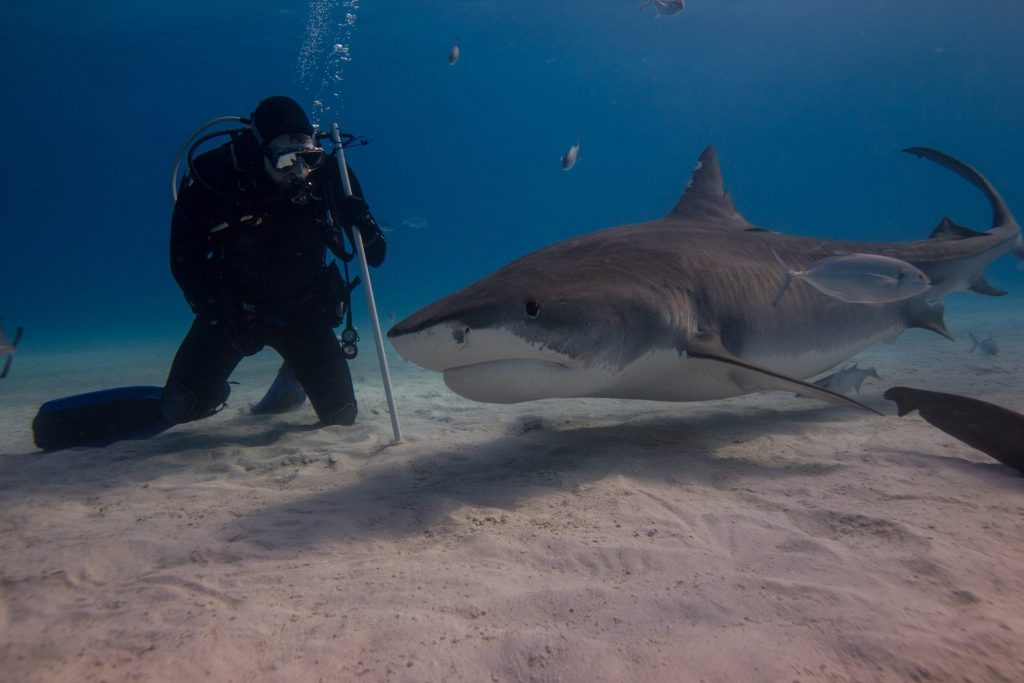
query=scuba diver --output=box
[162,95,386,427]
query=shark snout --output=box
[387,306,573,376]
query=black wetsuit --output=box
[162,132,385,426]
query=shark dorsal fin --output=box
[928,216,988,240]
[667,145,750,226]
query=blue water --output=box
[2,0,1023,351]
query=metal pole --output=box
[330,122,402,443]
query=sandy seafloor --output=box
[1,295,1022,683]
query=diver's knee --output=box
[321,402,357,427]
[161,381,230,424]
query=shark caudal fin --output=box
[904,147,1021,246]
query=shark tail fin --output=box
[904,147,1016,233]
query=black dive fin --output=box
[32,386,172,451]
[11,326,23,348]
[968,277,1007,297]
[0,355,10,379]
[250,362,307,415]
[686,337,882,415]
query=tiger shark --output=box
[387,146,1023,411]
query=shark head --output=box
[387,230,695,403]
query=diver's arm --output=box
[169,177,224,313]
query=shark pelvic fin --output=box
[906,300,954,341]
[685,337,881,414]
[668,145,751,226]
[969,277,1008,297]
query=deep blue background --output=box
[2,0,1022,350]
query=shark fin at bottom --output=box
[685,337,881,415]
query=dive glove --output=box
[339,195,381,244]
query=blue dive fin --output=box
[250,362,307,415]
[32,386,172,451]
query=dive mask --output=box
[268,146,326,171]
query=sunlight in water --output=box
[296,0,359,125]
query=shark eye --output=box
[525,300,540,319]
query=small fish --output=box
[772,252,930,307]
[402,216,428,229]
[448,38,460,66]
[885,386,1024,474]
[639,0,686,16]
[813,363,880,395]
[561,138,580,171]
[378,220,395,233]
[969,333,999,357]
[0,320,24,379]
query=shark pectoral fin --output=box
[882,387,918,417]
[686,339,881,415]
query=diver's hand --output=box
[339,195,371,225]
[339,195,381,245]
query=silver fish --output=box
[773,252,931,307]
[448,38,460,66]
[402,216,428,229]
[640,0,686,16]
[0,320,24,379]
[561,138,580,171]
[969,333,999,356]
[813,363,880,394]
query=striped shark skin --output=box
[388,146,1022,413]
